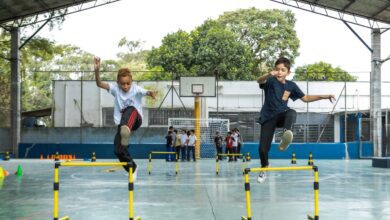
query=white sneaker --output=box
[279,130,293,151]
[257,172,267,183]
[120,125,130,146]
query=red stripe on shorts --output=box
[127,110,138,129]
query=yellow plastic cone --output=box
[0,166,4,178]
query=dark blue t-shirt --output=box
[259,76,305,124]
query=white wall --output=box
[53,80,390,127]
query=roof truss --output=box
[271,0,390,29]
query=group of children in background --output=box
[166,126,243,162]
[214,128,243,162]
[166,126,197,162]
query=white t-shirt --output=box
[180,133,188,145]
[108,83,148,125]
[188,134,197,146]
[232,133,238,147]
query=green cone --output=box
[15,165,23,177]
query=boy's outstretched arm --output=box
[257,70,277,84]
[94,56,109,90]
[301,95,336,103]
[147,90,158,99]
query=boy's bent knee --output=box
[120,125,131,137]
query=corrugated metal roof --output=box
[0,0,121,27]
[295,0,390,25]
[1,1,389,27]
[0,0,94,24]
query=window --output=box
[102,107,115,127]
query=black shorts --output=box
[120,106,142,131]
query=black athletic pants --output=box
[216,145,223,160]
[114,106,142,173]
[259,109,296,168]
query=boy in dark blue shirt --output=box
[256,57,335,183]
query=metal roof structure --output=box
[271,0,390,29]
[1,0,389,28]
[0,0,120,27]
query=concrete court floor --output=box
[0,158,390,220]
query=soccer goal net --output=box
[168,118,230,158]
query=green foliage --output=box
[293,61,357,81]
[0,29,120,127]
[0,8,302,126]
[146,8,299,79]
[114,37,170,81]
[147,30,194,78]
[217,8,300,74]
[147,20,255,80]
[191,20,255,80]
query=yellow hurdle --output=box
[215,153,246,175]
[148,151,179,175]
[241,166,319,220]
[53,161,141,220]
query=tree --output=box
[0,31,65,126]
[217,8,300,73]
[293,61,357,81]
[116,38,154,80]
[190,20,255,80]
[147,8,300,79]
[0,18,69,126]
[147,20,255,80]
[147,30,194,79]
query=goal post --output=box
[168,118,230,158]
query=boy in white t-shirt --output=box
[94,57,157,180]
[180,129,188,162]
[232,130,238,162]
[187,129,197,162]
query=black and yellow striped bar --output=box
[241,166,319,220]
[215,153,247,175]
[53,161,141,220]
[215,156,219,175]
[148,151,179,175]
[53,163,60,220]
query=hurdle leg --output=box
[313,166,319,220]
[53,163,59,220]
[175,153,178,175]
[148,153,152,175]
[242,168,252,220]
[216,156,219,175]
[127,163,141,220]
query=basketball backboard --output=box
[180,76,216,97]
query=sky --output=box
[38,0,390,81]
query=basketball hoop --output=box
[192,84,204,95]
